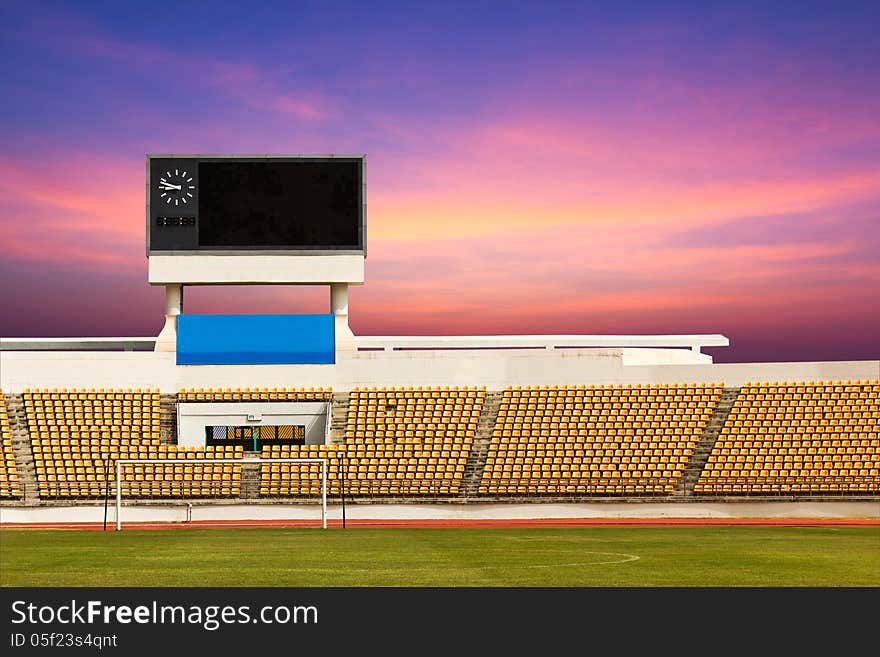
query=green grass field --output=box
[1,526,878,586]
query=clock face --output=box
[158,167,197,207]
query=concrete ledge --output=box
[2,500,877,524]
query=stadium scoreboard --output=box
[147,155,364,254]
[146,155,366,285]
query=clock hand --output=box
[159,183,182,190]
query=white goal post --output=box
[114,458,328,530]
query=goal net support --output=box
[114,458,328,530]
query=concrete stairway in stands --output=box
[240,452,261,499]
[678,387,741,495]
[327,392,350,445]
[159,394,178,445]
[461,391,503,497]
[4,393,39,501]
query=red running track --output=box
[2,518,878,530]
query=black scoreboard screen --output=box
[147,155,365,253]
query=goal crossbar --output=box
[114,458,328,530]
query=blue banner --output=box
[177,314,335,365]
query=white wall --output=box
[177,402,328,447]
[1,348,877,393]
[1,500,876,524]
[148,254,365,284]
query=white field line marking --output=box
[288,551,641,573]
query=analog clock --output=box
[157,167,196,207]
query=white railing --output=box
[356,334,729,354]
[1,337,156,351]
[2,334,731,354]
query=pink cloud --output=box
[0,155,145,268]
[270,94,327,120]
[23,21,331,124]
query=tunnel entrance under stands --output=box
[205,424,306,450]
[177,400,329,448]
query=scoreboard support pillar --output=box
[331,283,355,351]
[154,284,183,352]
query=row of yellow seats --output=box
[740,389,877,396]
[497,420,710,429]
[728,423,880,431]
[24,387,160,392]
[494,430,703,440]
[268,447,469,456]
[29,404,158,412]
[480,484,673,495]
[34,447,241,457]
[485,470,682,481]
[263,457,466,466]
[492,437,694,447]
[352,385,485,393]
[39,485,241,498]
[36,437,161,446]
[32,433,161,441]
[488,453,690,463]
[179,386,332,401]
[713,449,877,458]
[27,414,157,423]
[727,414,877,423]
[489,444,692,454]
[263,468,463,478]
[701,475,879,483]
[745,379,877,385]
[496,428,707,437]
[504,397,717,405]
[490,448,689,457]
[348,417,479,422]
[347,432,477,441]
[696,470,879,482]
[30,420,158,429]
[502,406,714,415]
[39,465,239,475]
[346,435,472,442]
[737,399,876,407]
[713,438,877,447]
[490,458,689,467]
[346,432,475,440]
[696,478,878,488]
[704,464,876,474]
[352,395,481,402]
[728,410,877,418]
[350,415,480,423]
[698,474,879,482]
[263,440,469,450]
[499,405,714,414]
[508,382,722,389]
[739,396,878,404]
[483,475,681,484]
[718,425,871,434]
[695,484,876,494]
[262,483,464,494]
[723,431,879,440]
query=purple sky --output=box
[1,1,878,363]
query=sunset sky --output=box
[1,1,878,363]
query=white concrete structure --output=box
[356,334,729,355]
[177,401,330,447]
[145,154,366,352]
[1,501,877,525]
[1,338,877,392]
[331,283,355,350]
[147,254,365,286]
[154,284,183,352]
